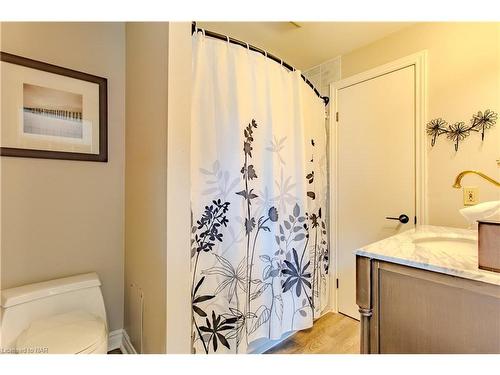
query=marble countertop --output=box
[355,225,500,286]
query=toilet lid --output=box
[16,310,107,354]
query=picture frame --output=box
[0,52,107,162]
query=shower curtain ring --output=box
[246,42,250,50]
[226,35,230,43]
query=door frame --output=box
[328,51,428,314]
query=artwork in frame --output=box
[0,52,107,162]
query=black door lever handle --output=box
[385,214,409,224]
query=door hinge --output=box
[336,278,339,289]
[336,112,339,122]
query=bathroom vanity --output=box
[355,225,500,354]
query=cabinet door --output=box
[376,262,500,353]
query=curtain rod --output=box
[191,22,329,106]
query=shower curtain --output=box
[190,32,329,354]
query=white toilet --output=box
[0,273,108,354]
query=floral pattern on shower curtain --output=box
[190,32,329,354]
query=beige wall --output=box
[0,22,126,331]
[341,22,500,227]
[124,22,169,353]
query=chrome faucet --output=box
[452,170,500,188]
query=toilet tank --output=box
[0,273,107,350]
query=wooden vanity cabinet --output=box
[356,256,500,354]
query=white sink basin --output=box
[413,236,477,253]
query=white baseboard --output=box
[107,329,137,354]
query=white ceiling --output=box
[197,22,415,70]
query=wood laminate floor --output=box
[265,312,360,354]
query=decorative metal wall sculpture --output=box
[426,109,497,151]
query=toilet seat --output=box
[15,310,107,354]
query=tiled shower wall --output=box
[302,57,340,316]
[303,56,341,118]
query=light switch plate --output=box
[463,187,479,206]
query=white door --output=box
[336,66,416,319]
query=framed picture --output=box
[0,52,107,162]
